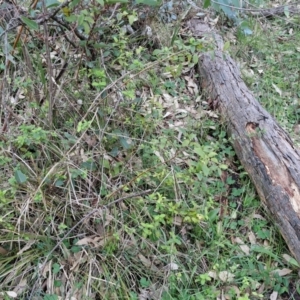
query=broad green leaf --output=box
[70,0,80,8]
[46,0,59,8]
[20,17,39,30]
[203,0,211,8]
[284,6,290,18]
[223,41,230,51]
[239,20,253,36]
[192,54,198,64]
[128,14,138,25]
[71,245,81,253]
[202,164,209,176]
[194,147,205,157]
[54,179,65,187]
[120,137,133,150]
[96,0,104,5]
[52,263,60,274]
[215,0,237,21]
[219,164,228,170]
[231,0,242,8]
[65,15,77,23]
[14,170,27,184]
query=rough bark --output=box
[188,19,300,263]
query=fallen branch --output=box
[189,18,300,263]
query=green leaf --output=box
[96,0,104,5]
[284,6,290,18]
[223,41,230,51]
[71,245,81,253]
[65,15,77,23]
[80,160,97,171]
[219,164,228,170]
[203,0,211,8]
[54,179,65,187]
[20,17,39,30]
[14,170,27,184]
[202,164,209,176]
[43,295,58,300]
[52,263,60,274]
[136,0,161,6]
[46,0,59,8]
[215,0,237,21]
[239,21,253,36]
[70,0,80,7]
[192,54,198,64]
[193,147,205,157]
[140,277,151,288]
[128,14,138,25]
[54,280,62,287]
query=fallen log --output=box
[188,19,300,263]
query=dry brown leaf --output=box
[270,291,278,300]
[184,76,199,94]
[224,285,240,299]
[257,282,265,295]
[163,111,172,119]
[175,109,188,119]
[153,150,165,163]
[234,237,250,255]
[0,246,8,255]
[218,271,235,282]
[76,236,96,246]
[138,288,150,300]
[163,263,179,271]
[13,278,27,295]
[17,240,35,256]
[173,216,182,226]
[0,291,17,298]
[253,214,266,220]
[205,110,219,118]
[282,253,300,267]
[70,251,87,271]
[42,260,52,277]
[208,271,218,279]
[272,83,282,96]
[248,231,256,245]
[271,268,293,276]
[138,254,160,272]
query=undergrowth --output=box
[0,0,299,299]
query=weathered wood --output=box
[188,19,300,263]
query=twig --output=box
[41,0,54,126]
[34,0,73,24]
[105,189,153,208]
[210,0,300,16]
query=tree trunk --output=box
[188,19,300,263]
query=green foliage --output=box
[203,0,252,35]
[0,0,298,299]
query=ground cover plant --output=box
[0,0,300,299]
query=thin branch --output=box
[41,0,54,126]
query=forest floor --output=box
[0,1,300,299]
